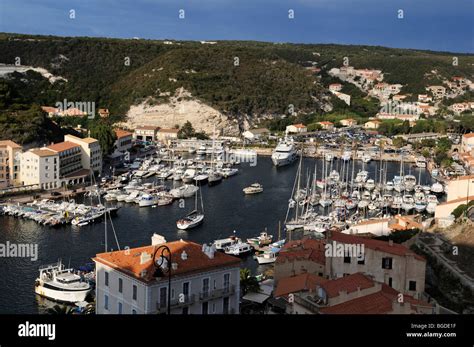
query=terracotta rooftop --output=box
[462,133,474,139]
[46,141,81,153]
[66,134,98,144]
[292,123,306,128]
[41,106,59,114]
[277,238,326,265]
[93,240,241,283]
[329,232,425,261]
[320,273,375,298]
[30,149,57,157]
[274,273,328,298]
[115,129,133,138]
[0,140,22,149]
[320,282,433,314]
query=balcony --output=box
[155,294,195,313]
[199,285,235,301]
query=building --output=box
[93,236,241,314]
[418,94,433,103]
[435,195,474,219]
[274,239,326,282]
[98,108,110,118]
[339,119,357,127]
[377,112,419,122]
[364,120,381,129]
[395,132,443,144]
[114,129,133,153]
[326,232,427,298]
[450,102,473,115]
[64,135,102,175]
[242,128,270,141]
[275,273,434,315]
[444,175,474,201]
[156,128,179,143]
[46,142,83,178]
[328,83,342,92]
[345,218,391,236]
[285,124,307,134]
[134,126,160,142]
[20,149,59,190]
[0,140,22,188]
[318,121,334,130]
[426,85,446,99]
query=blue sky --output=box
[0,0,473,53]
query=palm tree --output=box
[46,304,75,315]
[240,268,260,296]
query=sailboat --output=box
[176,183,204,230]
[208,129,223,186]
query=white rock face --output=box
[0,64,67,83]
[119,88,240,135]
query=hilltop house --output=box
[339,119,357,127]
[242,128,270,141]
[286,124,307,134]
[318,121,334,130]
[364,120,381,129]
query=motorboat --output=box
[170,184,199,198]
[181,169,196,184]
[194,174,209,184]
[243,183,263,195]
[431,182,444,194]
[224,242,253,256]
[213,235,241,251]
[247,231,273,247]
[401,195,415,212]
[138,193,157,207]
[35,261,91,303]
[403,175,417,192]
[271,138,298,167]
[256,250,279,265]
[208,171,223,186]
[221,167,239,178]
[416,157,427,168]
[365,179,376,191]
[341,151,352,161]
[196,145,207,156]
[361,153,372,163]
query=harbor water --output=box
[0,156,434,314]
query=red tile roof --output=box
[320,283,433,314]
[329,231,425,261]
[94,240,241,283]
[46,141,81,153]
[115,129,133,139]
[159,128,179,133]
[320,273,375,298]
[274,273,328,298]
[277,238,326,265]
[0,140,22,149]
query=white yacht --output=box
[341,151,352,161]
[181,169,196,184]
[213,235,241,251]
[224,242,253,256]
[256,250,279,265]
[176,210,204,230]
[271,138,298,167]
[170,185,199,198]
[138,193,157,207]
[243,183,263,195]
[431,182,444,194]
[35,261,91,303]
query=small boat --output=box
[247,231,273,247]
[208,171,223,186]
[431,182,444,194]
[213,235,241,251]
[256,250,279,265]
[138,193,157,207]
[221,167,239,178]
[181,169,196,184]
[416,157,427,168]
[176,210,204,230]
[170,184,199,198]
[224,242,253,256]
[243,183,263,195]
[35,261,91,303]
[194,174,209,184]
[361,153,372,163]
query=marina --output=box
[0,154,438,313]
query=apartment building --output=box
[64,135,102,174]
[114,129,133,153]
[93,236,241,314]
[326,232,427,298]
[0,140,22,188]
[46,142,83,177]
[134,126,160,142]
[20,149,59,190]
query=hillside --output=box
[0,33,473,141]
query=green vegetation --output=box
[89,121,116,156]
[239,268,260,296]
[451,201,474,219]
[177,121,209,140]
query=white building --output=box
[0,140,22,188]
[461,133,474,153]
[286,124,307,134]
[242,128,270,141]
[93,237,241,314]
[114,129,133,153]
[20,149,60,190]
[64,135,102,175]
[134,126,160,142]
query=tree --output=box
[177,121,194,139]
[392,137,406,148]
[90,121,117,156]
[240,268,260,296]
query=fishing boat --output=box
[243,183,263,195]
[271,137,298,167]
[256,249,279,265]
[35,261,91,303]
[224,242,253,256]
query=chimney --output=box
[171,263,178,270]
[151,233,166,246]
[140,251,152,265]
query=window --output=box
[183,282,190,298]
[343,251,351,264]
[104,295,109,310]
[132,309,137,314]
[118,278,123,293]
[223,297,229,314]
[159,287,167,308]
[202,302,208,315]
[357,255,365,265]
[382,257,393,269]
[388,277,393,287]
[223,274,230,292]
[409,281,417,291]
[118,302,122,314]
[132,285,137,301]
[104,272,109,286]
[202,278,210,298]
